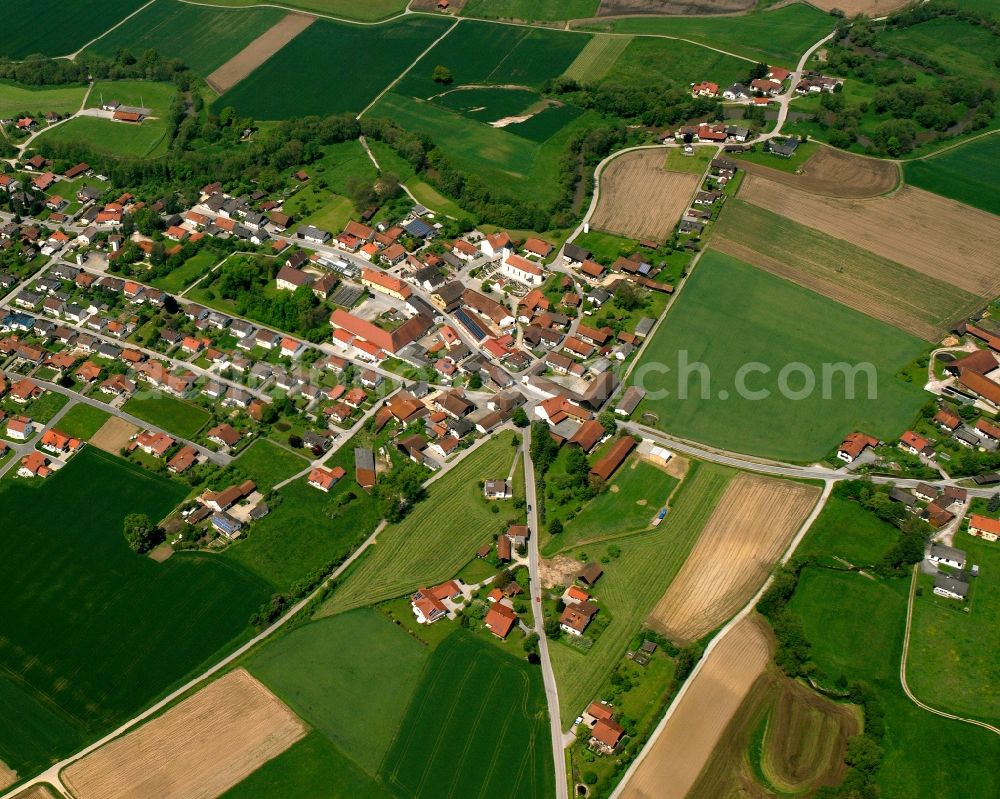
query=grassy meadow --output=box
[54,404,112,440]
[35,116,170,159]
[793,495,900,567]
[462,0,599,20]
[0,448,270,775]
[231,439,308,492]
[123,393,212,439]
[187,0,409,21]
[0,81,86,117]
[904,133,1000,216]
[629,251,929,462]
[151,249,219,293]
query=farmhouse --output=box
[933,572,969,601]
[945,349,997,377]
[969,514,1000,542]
[590,718,625,754]
[928,544,966,570]
[560,600,599,636]
[483,602,518,639]
[308,465,345,492]
[362,267,411,300]
[589,436,636,481]
[578,563,604,588]
[837,431,880,463]
[958,370,1000,411]
[411,580,462,624]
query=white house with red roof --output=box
[411,580,463,624]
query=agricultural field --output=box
[579,3,836,67]
[591,149,700,240]
[0,0,147,58]
[904,134,1000,216]
[793,494,901,567]
[0,448,271,776]
[222,466,382,592]
[687,669,860,799]
[34,116,170,159]
[809,0,909,12]
[543,456,680,555]
[53,404,112,440]
[713,199,981,341]
[246,610,427,775]
[206,13,316,95]
[647,474,819,644]
[735,145,899,198]
[738,174,1000,299]
[84,0,286,77]
[122,393,212,439]
[619,616,773,799]
[599,36,748,92]
[215,16,453,118]
[231,439,308,492]
[629,251,928,462]
[788,566,1000,797]
[380,632,554,799]
[319,432,521,614]
[907,534,1000,723]
[462,0,599,20]
[187,0,409,21]
[562,34,633,83]
[219,732,393,799]
[62,669,305,799]
[550,461,735,725]
[0,82,86,118]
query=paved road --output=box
[522,422,569,799]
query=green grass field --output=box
[0,81,86,117]
[880,16,1000,85]
[563,34,632,83]
[434,86,540,122]
[123,394,212,439]
[462,0,598,20]
[713,199,979,341]
[730,139,820,173]
[0,448,271,775]
[88,80,178,116]
[629,251,929,462]
[219,731,393,799]
[381,631,554,798]
[397,20,590,100]
[215,16,452,118]
[187,0,408,22]
[366,140,466,217]
[247,610,427,774]
[793,495,899,567]
[85,0,285,76]
[904,133,1000,216]
[232,438,308,492]
[54,404,111,440]
[0,0,147,58]
[581,3,835,66]
[151,249,219,293]
[601,36,747,93]
[320,433,520,614]
[908,535,1000,723]
[35,116,170,159]
[543,457,678,556]
[787,566,1000,797]
[551,461,734,725]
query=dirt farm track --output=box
[62,669,306,799]
[737,146,899,198]
[591,150,699,241]
[738,174,1000,299]
[619,616,773,799]
[647,474,819,644]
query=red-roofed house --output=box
[484,602,518,639]
[411,581,462,624]
[836,432,879,464]
[361,267,411,300]
[308,465,345,492]
[899,430,932,457]
[969,514,1000,542]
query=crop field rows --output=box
[904,133,1000,216]
[735,146,900,199]
[562,34,632,83]
[550,461,734,725]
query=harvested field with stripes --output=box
[591,149,699,240]
[735,145,899,198]
[563,34,632,82]
[713,199,981,341]
[206,13,315,93]
[738,174,1000,299]
[62,669,306,799]
[647,474,818,644]
[619,616,773,799]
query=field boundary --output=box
[206,12,316,93]
[900,565,1000,737]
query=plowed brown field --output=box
[738,175,1000,297]
[648,474,818,643]
[809,0,909,14]
[619,616,773,799]
[206,13,315,94]
[90,416,139,454]
[62,669,306,799]
[737,146,899,198]
[591,149,700,240]
[597,0,754,14]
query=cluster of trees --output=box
[0,48,190,87]
[833,480,931,573]
[373,460,428,523]
[123,513,163,554]
[814,683,887,799]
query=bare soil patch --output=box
[648,474,818,644]
[411,0,465,9]
[739,174,1000,298]
[0,762,16,792]
[619,616,773,799]
[597,0,753,15]
[206,13,315,94]
[11,789,55,799]
[62,669,306,799]
[738,146,899,198]
[148,543,174,563]
[591,150,699,240]
[90,416,139,454]
[808,0,909,15]
[539,554,583,588]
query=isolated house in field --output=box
[484,478,511,499]
[837,432,879,464]
[483,602,517,639]
[308,465,345,492]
